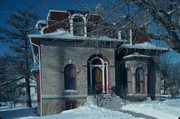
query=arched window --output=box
[135,67,144,93]
[64,64,76,90]
[73,16,84,36]
[91,58,102,65]
[70,13,87,37]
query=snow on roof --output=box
[121,42,169,51]
[35,20,48,29]
[123,53,150,59]
[29,29,127,42]
[49,9,67,13]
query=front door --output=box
[87,55,110,94]
[92,67,102,94]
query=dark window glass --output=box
[64,64,76,89]
[65,101,77,110]
[135,67,143,93]
[73,17,84,36]
[91,58,102,65]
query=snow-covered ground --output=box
[0,99,179,119]
[1,103,143,119]
[0,104,37,119]
[122,99,180,119]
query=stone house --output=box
[29,9,168,116]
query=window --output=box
[73,16,84,36]
[91,58,102,65]
[64,64,76,90]
[65,100,77,110]
[127,69,132,93]
[135,67,144,93]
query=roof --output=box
[121,42,169,51]
[29,29,127,43]
[123,53,150,60]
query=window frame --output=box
[135,67,144,93]
[64,64,76,90]
[65,100,77,110]
[69,13,87,37]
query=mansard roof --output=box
[29,29,127,43]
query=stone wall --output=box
[123,56,161,101]
[39,40,116,115]
[124,59,148,101]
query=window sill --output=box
[127,93,147,97]
[64,89,78,94]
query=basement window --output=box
[65,100,77,110]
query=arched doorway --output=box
[92,67,102,94]
[87,54,110,94]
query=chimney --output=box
[95,4,104,15]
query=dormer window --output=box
[70,13,87,37]
[73,16,84,36]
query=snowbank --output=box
[0,104,37,119]
[122,99,180,119]
[1,99,179,119]
[19,103,143,119]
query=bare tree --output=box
[0,55,25,107]
[72,0,180,52]
[160,52,180,97]
[70,0,180,98]
[0,7,39,107]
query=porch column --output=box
[132,74,136,94]
[106,64,109,94]
[144,73,148,94]
[102,66,105,93]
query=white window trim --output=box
[129,29,132,45]
[89,56,108,94]
[118,30,122,40]
[69,13,87,37]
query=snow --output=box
[18,103,142,119]
[29,29,127,43]
[121,42,169,51]
[0,103,143,119]
[0,104,37,119]
[123,53,150,58]
[35,20,48,34]
[63,89,78,93]
[1,99,180,119]
[35,20,47,29]
[122,99,180,119]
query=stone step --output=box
[87,94,124,111]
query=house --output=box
[29,9,168,116]
[16,77,37,103]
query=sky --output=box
[0,0,101,55]
[0,0,180,63]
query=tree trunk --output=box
[25,76,32,107]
